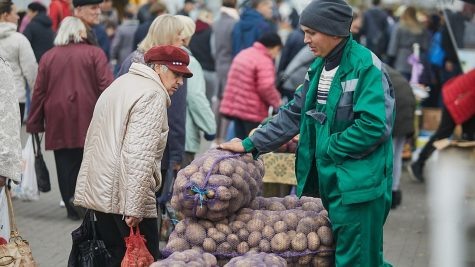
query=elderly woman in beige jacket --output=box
[73,45,192,265]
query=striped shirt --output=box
[317,66,339,104]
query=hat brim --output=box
[167,64,193,78]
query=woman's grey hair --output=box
[54,16,86,46]
[146,63,168,73]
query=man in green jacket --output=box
[219,0,395,266]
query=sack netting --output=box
[150,249,217,267]
[163,196,335,266]
[171,149,264,221]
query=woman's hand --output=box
[218,138,245,153]
[125,216,142,227]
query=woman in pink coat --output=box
[27,17,113,220]
[220,32,282,139]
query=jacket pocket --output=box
[336,157,386,205]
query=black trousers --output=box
[418,107,475,164]
[94,211,160,266]
[19,103,25,124]
[233,118,260,140]
[53,148,83,217]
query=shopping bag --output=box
[121,227,154,267]
[32,134,50,193]
[12,136,39,201]
[67,210,111,267]
[0,186,37,267]
[0,188,9,243]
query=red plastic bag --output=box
[121,227,154,267]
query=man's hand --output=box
[218,138,245,153]
[125,216,142,227]
[0,176,6,187]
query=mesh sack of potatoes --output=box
[249,195,328,216]
[162,205,335,266]
[171,149,264,221]
[223,251,286,267]
[150,249,217,267]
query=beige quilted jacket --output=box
[74,63,170,218]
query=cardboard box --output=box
[422,108,442,131]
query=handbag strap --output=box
[32,133,43,157]
[4,187,19,238]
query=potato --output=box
[217,218,229,225]
[258,239,271,252]
[317,226,333,246]
[320,210,329,217]
[283,213,299,231]
[236,242,249,254]
[195,205,208,217]
[268,201,286,211]
[296,217,318,235]
[208,174,232,187]
[190,172,206,188]
[234,165,246,177]
[287,230,296,240]
[216,223,232,235]
[291,232,307,251]
[249,198,260,209]
[219,159,235,176]
[302,201,320,211]
[227,234,240,249]
[230,220,246,232]
[247,231,262,248]
[237,228,249,241]
[185,223,206,246]
[202,253,217,266]
[208,230,226,243]
[307,232,320,251]
[312,255,334,267]
[270,232,290,252]
[206,210,228,221]
[174,221,186,235]
[262,225,275,240]
[247,219,265,232]
[216,242,232,253]
[263,254,286,266]
[229,186,240,198]
[202,238,216,253]
[298,255,313,265]
[216,186,232,201]
[315,215,330,228]
[231,173,246,190]
[166,237,190,251]
[202,157,219,174]
[198,219,214,230]
[235,213,252,223]
[273,221,288,233]
[208,200,229,211]
[182,164,199,177]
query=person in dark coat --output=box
[189,9,216,101]
[22,2,54,63]
[231,0,274,56]
[133,2,167,52]
[386,66,415,209]
[26,17,114,220]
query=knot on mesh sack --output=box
[190,185,208,208]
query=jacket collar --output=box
[220,6,239,20]
[128,63,171,107]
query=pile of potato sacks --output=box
[160,149,335,266]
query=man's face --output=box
[75,4,101,25]
[301,25,342,58]
[257,0,273,19]
[157,66,184,96]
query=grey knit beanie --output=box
[299,0,353,37]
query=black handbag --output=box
[67,210,111,267]
[32,133,51,193]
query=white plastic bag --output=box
[12,136,39,201]
[0,187,10,242]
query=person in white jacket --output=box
[0,56,22,242]
[0,0,38,122]
[0,55,22,188]
[74,45,192,264]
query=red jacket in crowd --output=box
[48,0,72,32]
[442,68,475,125]
[27,43,113,150]
[220,42,281,123]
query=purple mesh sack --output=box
[171,149,264,221]
[223,251,286,267]
[149,249,217,267]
